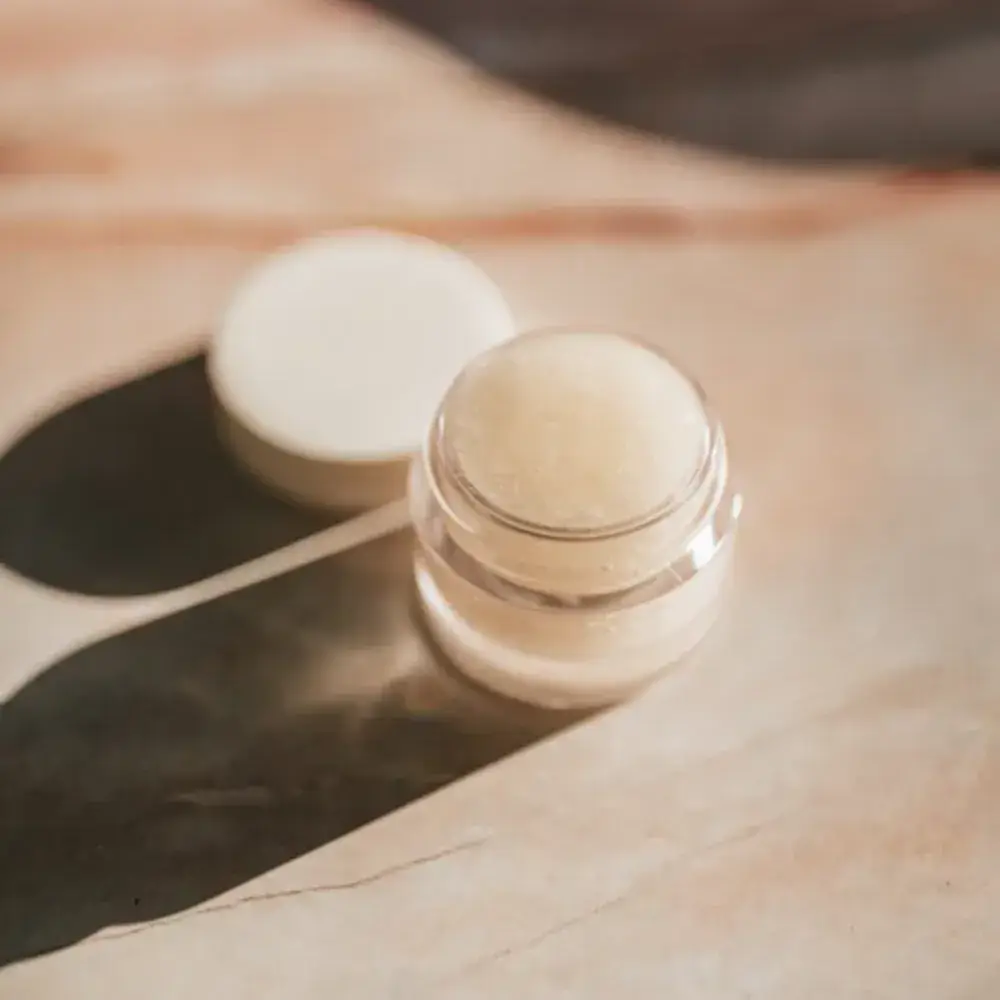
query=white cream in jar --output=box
[409,328,740,709]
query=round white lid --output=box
[209,229,515,472]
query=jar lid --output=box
[209,229,515,510]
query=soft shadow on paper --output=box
[0,536,575,967]
[0,363,580,967]
[0,355,333,596]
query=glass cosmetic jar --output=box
[409,329,741,709]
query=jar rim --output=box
[430,327,721,543]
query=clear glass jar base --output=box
[414,552,731,710]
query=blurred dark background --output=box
[364,0,1000,162]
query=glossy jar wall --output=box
[409,329,741,709]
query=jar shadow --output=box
[0,533,581,967]
[0,352,335,597]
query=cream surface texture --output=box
[446,329,709,532]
